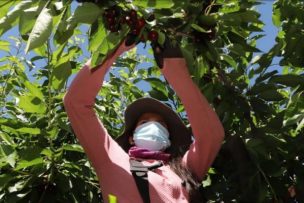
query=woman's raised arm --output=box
[63,41,134,180]
[160,58,225,181]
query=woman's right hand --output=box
[152,38,183,69]
[111,34,137,58]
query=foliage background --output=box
[0,0,303,202]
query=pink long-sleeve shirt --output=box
[63,56,224,203]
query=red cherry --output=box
[104,10,110,17]
[110,9,116,16]
[132,28,140,35]
[194,37,201,43]
[104,9,114,18]
[109,25,117,32]
[148,30,158,41]
[120,16,126,24]
[137,18,146,29]
[125,15,132,26]
[107,17,114,24]
[213,97,222,105]
[130,9,137,18]
[140,35,146,42]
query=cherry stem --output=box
[205,0,216,15]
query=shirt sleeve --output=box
[160,58,225,181]
[63,59,129,181]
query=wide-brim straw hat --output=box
[116,97,192,157]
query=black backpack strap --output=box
[129,159,163,203]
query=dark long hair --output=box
[168,155,206,203]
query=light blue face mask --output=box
[133,121,171,151]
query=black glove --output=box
[125,33,139,46]
[151,39,183,69]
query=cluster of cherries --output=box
[103,7,159,42]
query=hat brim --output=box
[116,97,192,157]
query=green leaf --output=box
[46,127,59,139]
[53,4,73,45]
[16,127,41,135]
[8,179,29,193]
[6,153,17,168]
[0,40,10,51]
[255,70,278,84]
[51,61,72,90]
[19,6,43,38]
[53,1,63,12]
[269,74,304,87]
[220,54,237,69]
[23,81,44,100]
[221,10,261,25]
[295,118,304,135]
[284,91,304,126]
[194,57,208,80]
[18,95,46,114]
[228,31,260,52]
[0,64,10,71]
[91,27,129,67]
[0,132,15,145]
[272,8,281,27]
[258,89,285,101]
[202,175,211,187]
[201,83,214,102]
[157,31,166,45]
[41,148,52,158]
[109,194,118,203]
[25,7,53,53]
[33,43,47,56]
[181,46,195,72]
[149,89,168,101]
[133,0,174,9]
[18,146,43,160]
[218,1,240,14]
[89,19,107,53]
[249,83,276,95]
[255,42,283,73]
[51,43,66,64]
[0,144,17,168]
[284,113,304,127]
[205,40,219,61]
[248,83,285,101]
[69,2,102,25]
[0,1,16,19]
[246,138,267,158]
[62,144,84,153]
[263,133,286,147]
[144,78,168,97]
[0,143,14,158]
[191,24,209,33]
[0,0,33,35]
[15,157,44,170]
[0,174,14,190]
[55,172,70,192]
[53,46,80,65]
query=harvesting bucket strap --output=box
[129,159,163,203]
